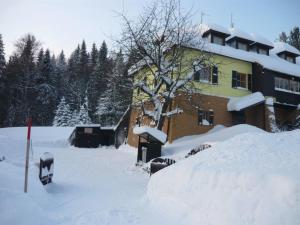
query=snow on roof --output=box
[200,42,300,77]
[75,124,100,128]
[40,152,53,161]
[250,33,274,48]
[227,92,265,111]
[227,27,255,42]
[133,126,167,143]
[199,23,230,36]
[272,42,300,56]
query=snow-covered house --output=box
[127,23,300,147]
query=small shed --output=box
[69,124,102,148]
[69,107,131,148]
[133,126,167,163]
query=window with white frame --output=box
[275,77,300,93]
[194,66,211,83]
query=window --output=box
[286,56,295,63]
[212,35,224,45]
[258,48,268,55]
[194,66,211,83]
[275,77,300,93]
[84,128,93,134]
[198,110,214,125]
[237,42,248,51]
[232,71,247,89]
[212,66,218,84]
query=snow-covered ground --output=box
[0,125,300,225]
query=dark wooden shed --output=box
[69,107,131,148]
[134,126,167,163]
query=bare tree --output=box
[118,0,212,130]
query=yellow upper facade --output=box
[132,47,252,102]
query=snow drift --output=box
[147,129,300,225]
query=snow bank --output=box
[227,92,265,111]
[0,127,74,147]
[133,126,167,143]
[147,129,300,225]
[163,124,265,159]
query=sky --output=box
[1,0,300,59]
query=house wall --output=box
[127,93,266,147]
[127,106,169,148]
[168,93,232,142]
[252,63,300,106]
[186,49,253,97]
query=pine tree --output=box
[279,32,288,43]
[35,49,57,125]
[90,43,98,68]
[0,34,6,78]
[80,40,89,83]
[69,109,79,126]
[0,34,6,125]
[77,96,92,124]
[56,50,67,97]
[53,97,72,126]
[288,27,300,50]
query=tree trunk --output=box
[156,99,171,130]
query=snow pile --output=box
[227,27,255,42]
[227,92,265,111]
[201,42,300,77]
[162,124,265,159]
[199,23,230,36]
[147,129,300,225]
[272,42,300,56]
[133,126,167,143]
[250,33,274,48]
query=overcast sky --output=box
[1,0,299,59]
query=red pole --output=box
[24,118,32,193]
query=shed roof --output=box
[133,126,167,144]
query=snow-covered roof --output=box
[272,42,300,56]
[227,92,265,111]
[40,152,53,161]
[133,126,167,143]
[227,27,255,42]
[200,42,300,77]
[250,33,274,48]
[199,23,230,36]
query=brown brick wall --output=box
[245,104,265,130]
[168,93,233,142]
[127,93,267,147]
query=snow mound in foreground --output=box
[147,129,300,225]
[163,124,265,158]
